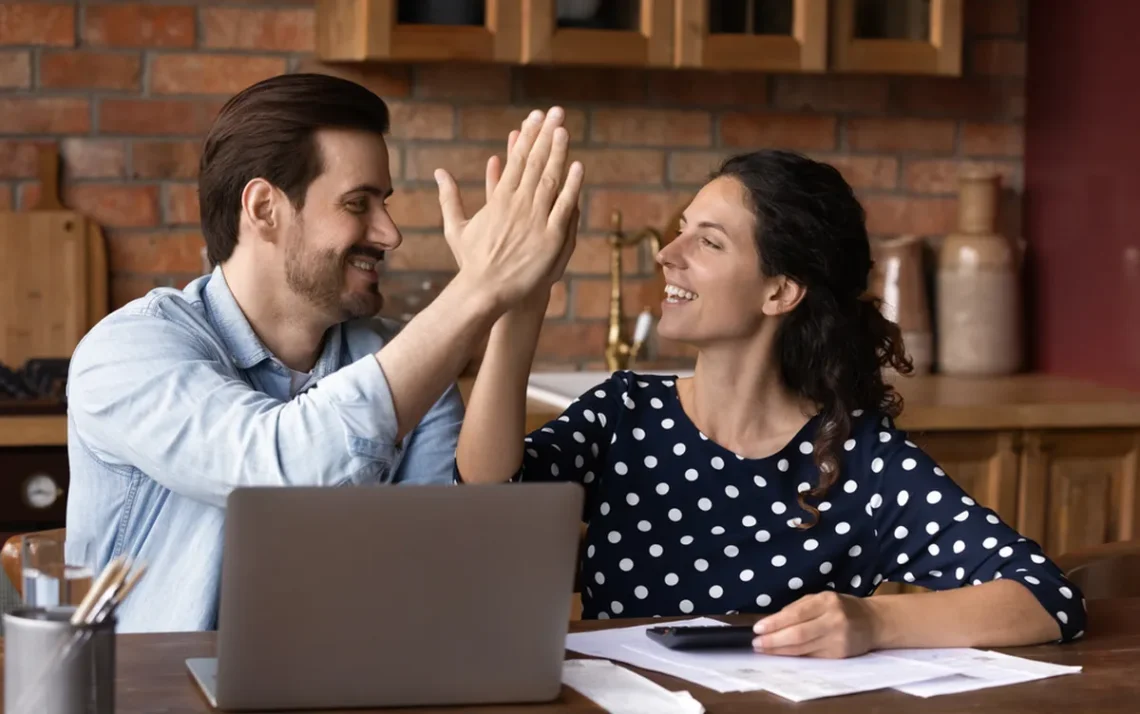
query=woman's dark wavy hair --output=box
[711,149,913,528]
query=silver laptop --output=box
[186,482,583,710]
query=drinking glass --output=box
[21,534,93,608]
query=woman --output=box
[455,149,1085,658]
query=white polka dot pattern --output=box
[500,371,1086,642]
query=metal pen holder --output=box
[3,606,115,714]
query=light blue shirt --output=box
[64,266,464,633]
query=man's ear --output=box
[761,276,807,317]
[240,178,284,244]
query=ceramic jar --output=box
[936,171,1024,376]
[872,235,933,375]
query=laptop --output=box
[186,482,583,710]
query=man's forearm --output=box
[455,297,548,483]
[866,580,1062,650]
[376,271,502,442]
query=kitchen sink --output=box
[526,369,694,411]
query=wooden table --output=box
[2,598,1137,713]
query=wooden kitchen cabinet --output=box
[674,0,828,71]
[830,0,962,75]
[315,0,965,75]
[315,0,523,63]
[521,0,673,67]
[1017,430,1140,558]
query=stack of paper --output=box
[565,618,1081,702]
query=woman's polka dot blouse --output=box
[485,371,1086,642]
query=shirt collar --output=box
[203,265,344,376]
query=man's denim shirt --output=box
[64,267,464,633]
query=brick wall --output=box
[0,0,1026,369]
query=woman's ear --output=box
[762,276,807,317]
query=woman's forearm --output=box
[455,297,548,483]
[865,580,1062,650]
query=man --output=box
[64,73,582,632]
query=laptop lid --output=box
[208,482,583,710]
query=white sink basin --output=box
[527,369,694,411]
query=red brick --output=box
[83,5,195,48]
[536,321,610,361]
[40,50,141,90]
[61,139,127,179]
[165,183,199,225]
[386,185,484,230]
[68,185,161,228]
[772,76,889,114]
[404,146,493,183]
[111,275,166,310]
[100,99,225,136]
[586,190,690,232]
[966,0,1020,36]
[151,54,286,95]
[566,236,641,275]
[894,78,1024,120]
[459,106,587,141]
[0,98,89,133]
[131,140,201,180]
[518,67,646,104]
[0,141,42,179]
[201,7,314,52]
[668,151,728,185]
[591,109,711,147]
[903,159,1022,194]
[0,184,11,211]
[0,3,73,46]
[415,64,510,102]
[385,233,457,272]
[577,149,665,185]
[971,40,1026,76]
[961,123,1023,156]
[0,50,30,88]
[106,230,204,273]
[386,101,455,140]
[16,182,42,210]
[813,155,898,191]
[646,70,767,107]
[293,58,411,99]
[573,277,662,319]
[862,196,958,236]
[720,113,837,150]
[846,118,956,152]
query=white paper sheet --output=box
[565,618,1081,702]
[562,659,706,713]
[882,648,1082,697]
[566,618,957,701]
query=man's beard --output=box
[284,229,384,321]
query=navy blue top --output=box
[485,371,1086,642]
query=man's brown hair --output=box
[198,73,391,266]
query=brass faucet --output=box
[604,209,662,372]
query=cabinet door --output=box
[521,0,673,66]
[874,430,1020,596]
[316,0,522,62]
[1019,430,1140,559]
[830,0,962,75]
[675,0,827,71]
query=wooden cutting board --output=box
[0,145,108,368]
